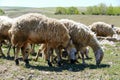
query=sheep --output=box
[60,19,104,66]
[89,22,116,37]
[8,13,71,66]
[0,16,13,58]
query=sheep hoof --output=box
[15,59,19,65]
[24,59,29,65]
[47,60,52,67]
[57,61,61,67]
[70,59,76,64]
[96,60,101,66]
[96,62,100,67]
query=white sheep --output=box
[9,13,71,66]
[60,19,104,65]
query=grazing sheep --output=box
[9,13,71,66]
[60,19,104,65]
[89,22,116,37]
[0,16,13,57]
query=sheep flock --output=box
[0,13,119,67]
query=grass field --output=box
[0,7,120,80]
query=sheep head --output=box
[94,48,104,66]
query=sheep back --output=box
[0,16,12,41]
[60,19,97,50]
[89,22,116,37]
[9,13,70,48]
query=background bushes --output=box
[55,3,120,16]
[86,3,120,15]
[55,7,80,15]
[0,9,5,15]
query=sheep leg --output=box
[34,44,46,61]
[31,44,36,55]
[74,51,80,63]
[46,45,52,67]
[85,52,89,59]
[85,48,89,59]
[34,48,41,61]
[80,52,86,65]
[77,52,81,59]
[21,46,29,65]
[55,48,62,66]
[14,46,20,65]
[6,43,12,58]
[50,48,56,63]
[0,45,5,57]
[13,46,16,58]
[61,50,68,58]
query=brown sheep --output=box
[9,13,71,66]
[0,16,13,58]
[89,22,116,37]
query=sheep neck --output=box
[88,37,101,52]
